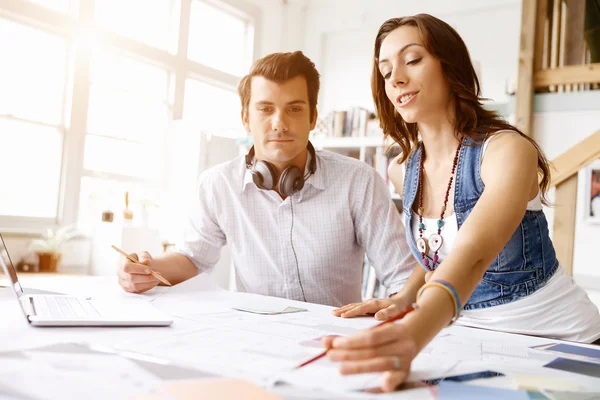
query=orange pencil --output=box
[295,303,417,369]
[111,245,172,287]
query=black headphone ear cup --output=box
[253,160,277,190]
[279,166,304,197]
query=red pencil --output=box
[295,303,418,369]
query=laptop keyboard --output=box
[32,296,100,319]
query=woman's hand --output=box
[332,294,413,321]
[323,323,417,392]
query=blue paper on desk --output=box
[544,344,600,361]
[437,381,530,400]
[544,357,600,378]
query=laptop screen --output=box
[0,233,24,296]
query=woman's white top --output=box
[409,134,600,343]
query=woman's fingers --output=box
[322,335,336,348]
[327,338,416,363]
[337,355,412,375]
[382,370,410,392]
[331,323,406,349]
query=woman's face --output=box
[378,26,452,124]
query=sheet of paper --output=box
[272,365,382,393]
[437,381,530,400]
[0,352,163,400]
[232,305,307,315]
[542,389,600,400]
[482,342,531,358]
[512,373,581,391]
[407,353,460,381]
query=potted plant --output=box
[28,225,81,272]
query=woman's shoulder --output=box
[482,130,537,163]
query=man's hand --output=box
[332,294,413,321]
[117,251,159,293]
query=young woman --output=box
[325,14,600,392]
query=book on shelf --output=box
[327,107,371,138]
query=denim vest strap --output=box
[402,136,558,310]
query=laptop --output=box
[0,233,173,327]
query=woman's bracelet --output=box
[416,279,461,324]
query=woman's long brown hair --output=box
[372,14,551,204]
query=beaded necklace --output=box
[416,143,462,271]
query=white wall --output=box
[300,0,522,114]
[240,0,308,57]
[533,108,600,287]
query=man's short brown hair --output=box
[238,51,320,120]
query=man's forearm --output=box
[149,252,199,285]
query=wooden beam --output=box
[534,63,600,86]
[553,175,578,276]
[546,0,555,69]
[564,0,585,66]
[534,0,549,71]
[551,129,600,187]
[515,0,538,135]
[564,0,586,91]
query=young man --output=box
[117,51,416,307]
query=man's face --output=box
[242,75,317,166]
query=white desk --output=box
[1,276,600,399]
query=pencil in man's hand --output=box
[111,245,172,286]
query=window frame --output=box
[0,0,260,233]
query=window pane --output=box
[0,119,63,218]
[26,0,78,14]
[184,79,244,137]
[90,50,170,99]
[188,1,252,76]
[87,87,168,142]
[78,177,162,233]
[0,19,67,126]
[93,0,178,52]
[86,50,170,179]
[83,135,163,180]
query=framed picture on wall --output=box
[585,160,600,224]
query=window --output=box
[0,0,257,232]
[0,19,67,126]
[188,1,253,76]
[184,79,244,137]
[85,50,171,180]
[0,120,63,218]
[78,50,172,231]
[93,0,179,52]
[0,20,67,219]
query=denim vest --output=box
[402,136,559,310]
